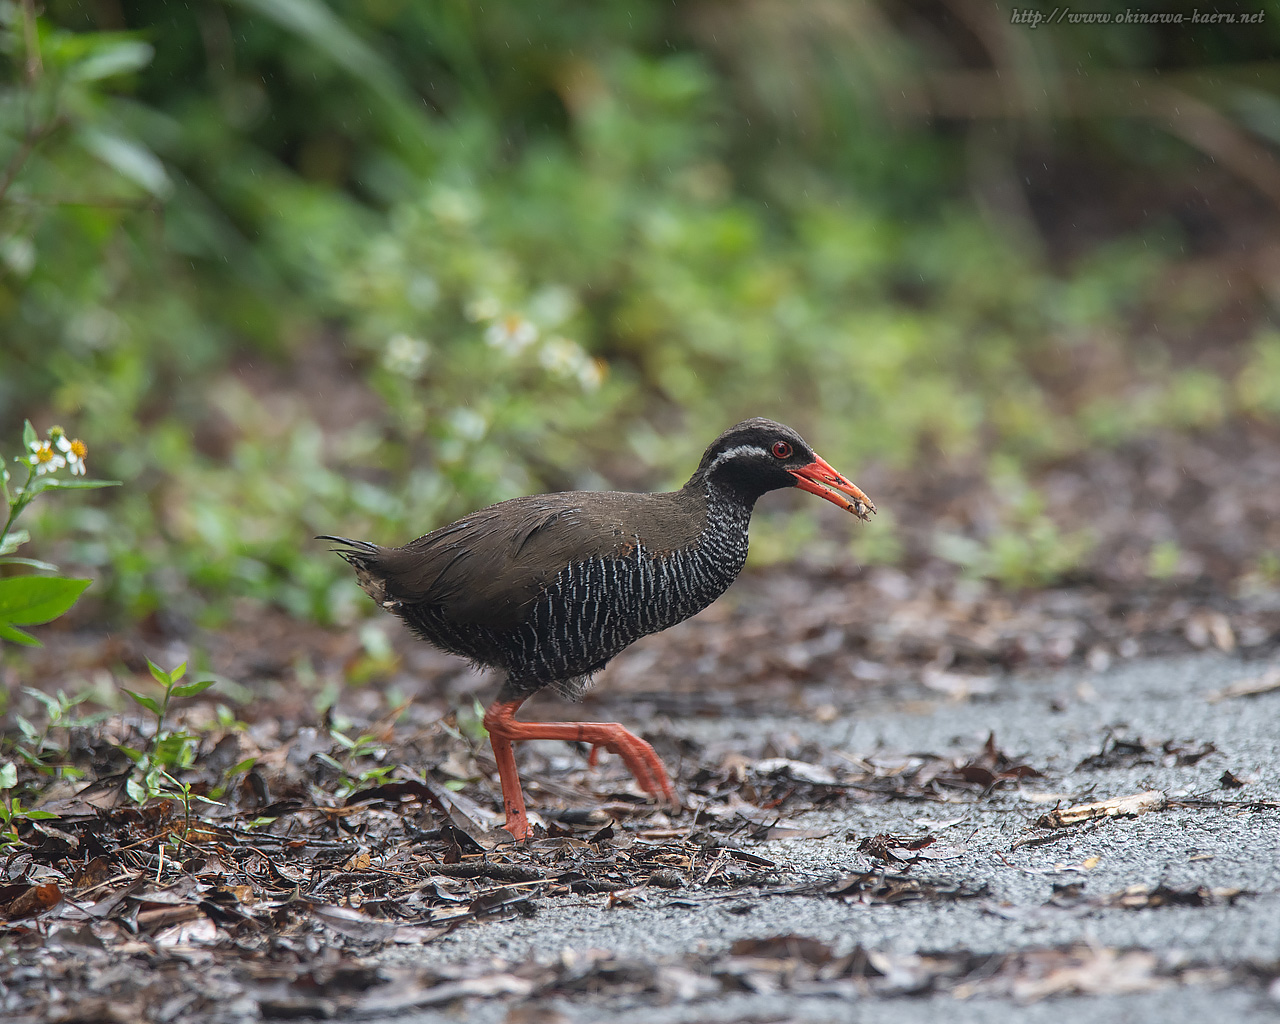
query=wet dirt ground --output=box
[359,651,1280,1024]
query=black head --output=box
[688,417,876,519]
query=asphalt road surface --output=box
[370,651,1280,1024]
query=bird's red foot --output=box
[483,699,679,841]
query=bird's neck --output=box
[688,474,759,541]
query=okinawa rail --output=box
[321,418,875,840]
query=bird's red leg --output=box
[483,700,534,841]
[483,699,679,832]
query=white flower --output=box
[465,295,501,322]
[528,285,578,329]
[28,440,65,475]
[449,407,487,442]
[485,314,538,355]
[577,358,605,392]
[428,187,481,227]
[56,435,89,476]
[382,333,430,378]
[539,336,604,392]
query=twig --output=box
[899,70,1280,210]
[20,0,41,82]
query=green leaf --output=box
[227,0,412,114]
[147,659,172,686]
[22,421,37,450]
[169,662,187,684]
[124,689,161,714]
[0,622,39,646]
[0,530,31,556]
[22,688,61,715]
[117,746,146,764]
[78,129,173,199]
[228,757,258,777]
[0,576,91,625]
[170,679,214,699]
[70,40,155,82]
[125,777,147,805]
[153,734,196,768]
[37,478,122,491]
[0,763,16,789]
[0,557,60,572]
[15,477,49,500]
[23,810,58,821]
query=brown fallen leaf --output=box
[1009,947,1165,1002]
[1,881,62,920]
[1206,668,1280,703]
[1037,790,1167,829]
[730,934,834,965]
[134,904,202,932]
[858,833,937,865]
[825,871,988,904]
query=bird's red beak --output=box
[789,455,876,521]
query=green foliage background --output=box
[2,0,1279,626]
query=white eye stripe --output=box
[706,444,770,475]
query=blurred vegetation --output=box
[2,0,1279,627]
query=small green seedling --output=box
[121,659,215,806]
[0,761,59,852]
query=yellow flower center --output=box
[69,438,88,459]
[34,444,54,463]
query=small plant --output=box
[451,697,490,747]
[0,421,119,646]
[935,461,1094,589]
[11,687,109,780]
[0,762,58,853]
[316,727,395,799]
[121,659,215,807]
[1147,540,1184,581]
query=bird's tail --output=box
[317,535,395,605]
[316,535,381,568]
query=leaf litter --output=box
[1,673,1269,1022]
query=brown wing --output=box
[366,489,706,630]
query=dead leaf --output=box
[753,759,838,786]
[1161,740,1216,766]
[730,934,834,965]
[858,833,937,865]
[1206,668,1280,703]
[1010,947,1165,1001]
[1037,790,1167,829]
[1,882,62,920]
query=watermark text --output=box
[1010,8,1265,28]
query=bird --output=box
[321,417,874,840]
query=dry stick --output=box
[1,0,48,206]
[19,0,40,80]
[903,70,1280,211]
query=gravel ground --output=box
[372,651,1280,1023]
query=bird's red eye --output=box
[771,441,792,459]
